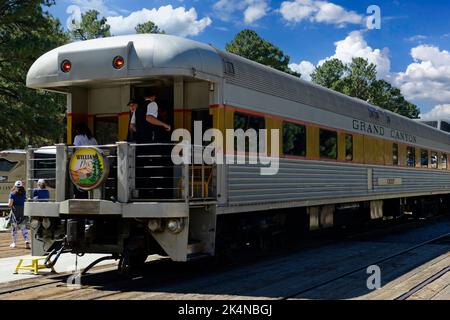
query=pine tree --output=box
[90,155,103,183]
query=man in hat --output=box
[127,99,139,142]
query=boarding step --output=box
[187,253,212,261]
[187,241,205,256]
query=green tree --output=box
[135,21,165,34]
[368,80,420,118]
[311,57,420,119]
[0,0,69,149]
[89,155,104,183]
[343,57,377,100]
[226,29,300,77]
[310,59,346,92]
[70,10,111,41]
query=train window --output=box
[345,134,353,161]
[34,153,56,189]
[441,121,450,133]
[95,115,118,145]
[420,149,429,168]
[392,143,399,166]
[192,109,213,146]
[319,129,337,159]
[441,154,448,170]
[233,112,266,152]
[422,121,438,128]
[431,152,438,169]
[0,158,17,172]
[224,62,235,75]
[283,122,306,156]
[406,147,415,167]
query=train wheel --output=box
[118,252,148,275]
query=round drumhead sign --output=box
[69,147,110,191]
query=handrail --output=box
[26,143,216,204]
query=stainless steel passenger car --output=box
[25,34,450,268]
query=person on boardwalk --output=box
[8,181,30,249]
[32,179,50,202]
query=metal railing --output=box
[131,143,216,202]
[28,143,216,204]
[26,148,57,202]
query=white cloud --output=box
[322,30,391,77]
[395,45,450,103]
[289,61,315,81]
[420,104,450,120]
[213,0,269,24]
[279,0,363,26]
[289,30,391,81]
[405,35,428,43]
[314,1,362,25]
[106,5,212,37]
[244,1,269,24]
[70,0,117,16]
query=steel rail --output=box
[281,232,450,300]
[395,265,450,300]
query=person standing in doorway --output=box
[127,99,139,142]
[135,92,171,143]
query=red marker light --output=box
[61,60,71,73]
[113,56,125,69]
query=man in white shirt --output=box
[144,93,171,134]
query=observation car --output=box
[25,34,450,270]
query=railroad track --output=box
[395,265,450,300]
[0,216,448,300]
[281,232,450,300]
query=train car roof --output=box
[27,34,450,144]
[26,34,223,89]
[35,146,56,155]
[0,147,55,155]
[0,150,26,154]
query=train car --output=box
[0,148,56,214]
[25,34,450,270]
[418,118,450,134]
[0,150,26,214]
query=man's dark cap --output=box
[127,99,138,106]
[144,91,156,98]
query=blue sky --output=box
[46,0,450,117]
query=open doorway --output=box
[131,82,174,131]
[131,81,175,200]
[95,115,118,145]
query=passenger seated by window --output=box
[73,122,97,199]
[32,179,50,202]
[73,122,98,146]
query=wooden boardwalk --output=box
[0,219,448,300]
[0,240,447,300]
[0,231,30,259]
